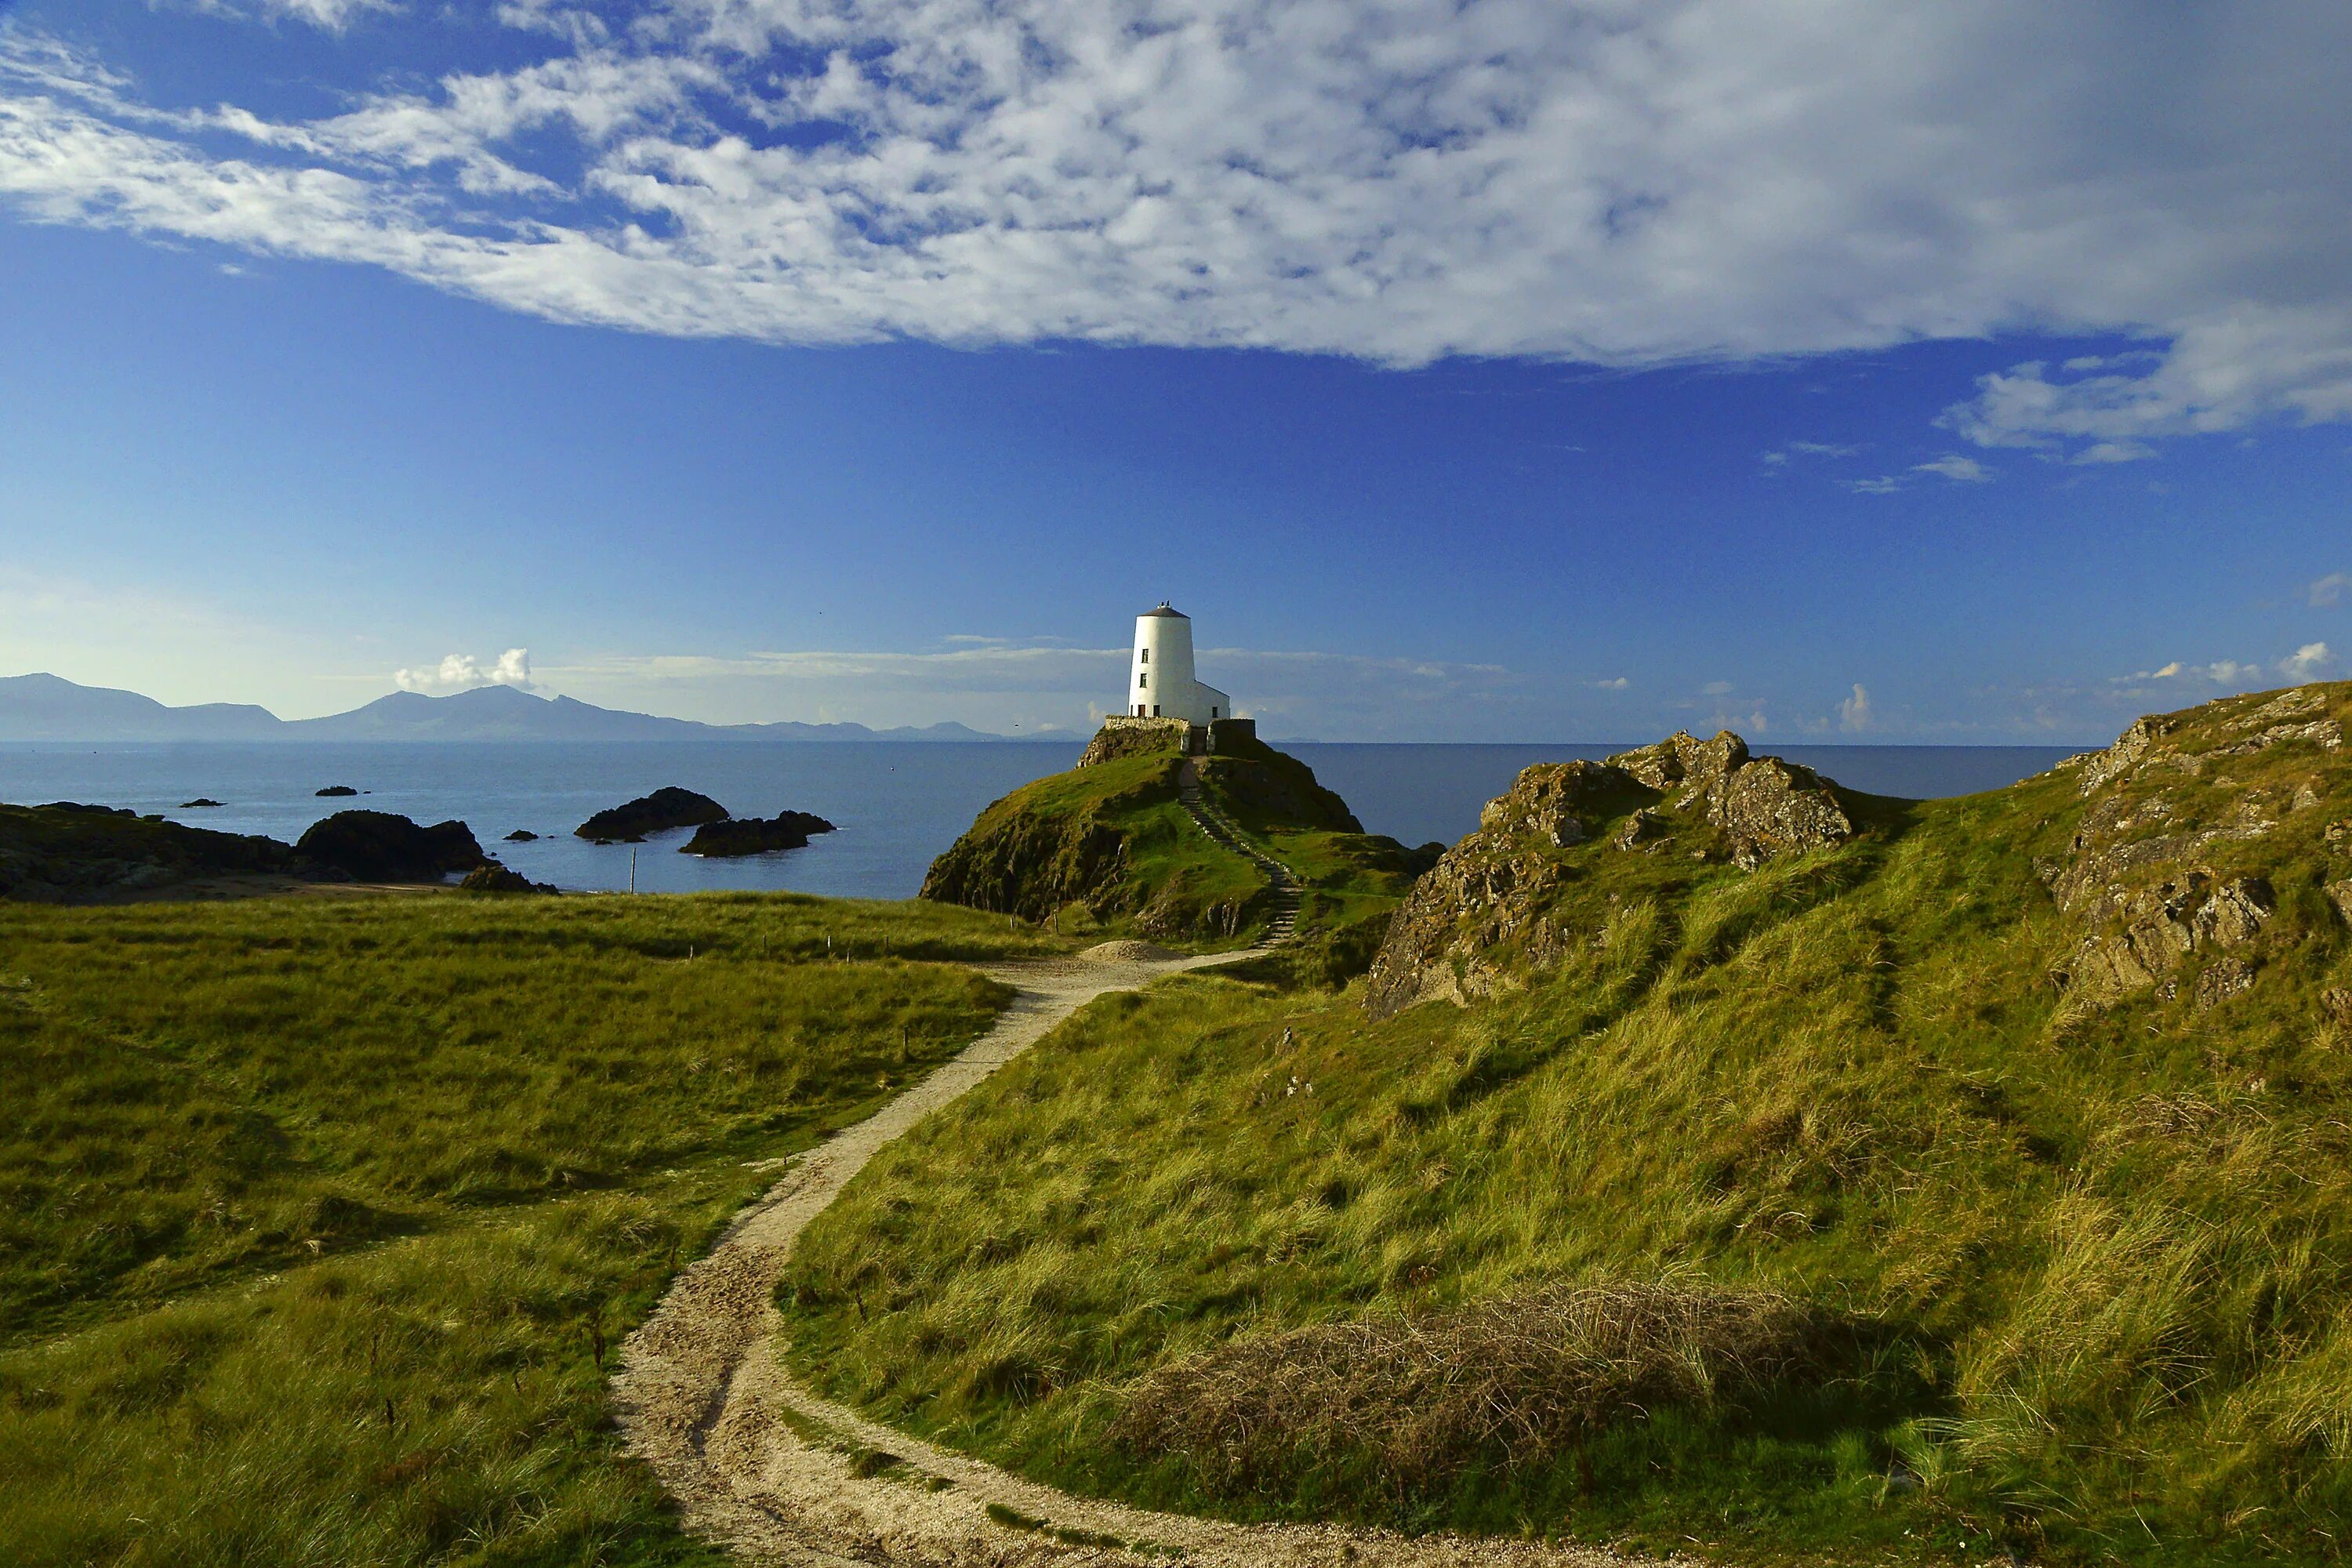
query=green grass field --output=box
[781,699,2352,1566]
[0,891,1061,1566]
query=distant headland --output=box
[0,672,1066,745]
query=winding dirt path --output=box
[612,942,1649,1568]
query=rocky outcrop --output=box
[459,858,556,894]
[1,802,301,901]
[2038,683,2349,1007]
[920,803,1142,921]
[681,811,837,857]
[576,787,729,842]
[504,829,538,842]
[315,785,359,797]
[1364,732,1857,1017]
[1077,721,1189,768]
[1717,757,1857,871]
[296,811,485,882]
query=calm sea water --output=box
[0,741,2081,898]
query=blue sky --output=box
[2,1,2347,742]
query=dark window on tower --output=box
[1138,671,1148,689]
[1140,648,1149,663]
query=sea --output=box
[0,742,2083,899]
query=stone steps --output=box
[1178,765,1303,948]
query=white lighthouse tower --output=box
[1127,602,1229,724]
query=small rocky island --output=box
[295,811,485,882]
[575,787,729,842]
[681,811,836,857]
[315,785,359,797]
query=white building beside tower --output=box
[1127,602,1229,724]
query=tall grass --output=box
[781,743,2352,1564]
[0,891,1049,1565]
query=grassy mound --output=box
[0,891,1058,1565]
[781,684,2352,1565]
[920,728,1421,945]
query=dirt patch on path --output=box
[612,949,1655,1568]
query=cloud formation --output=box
[186,0,395,28]
[394,648,535,692]
[1837,683,1871,732]
[0,2,2347,456]
[2281,641,2332,681]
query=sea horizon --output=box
[1,738,2083,900]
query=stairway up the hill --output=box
[1178,761,1302,946]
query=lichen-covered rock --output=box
[2034,684,2352,1006]
[1364,734,1854,1018]
[1477,760,1621,847]
[1717,757,1855,870]
[2053,873,2274,1003]
[1612,807,1668,852]
[1607,731,1750,795]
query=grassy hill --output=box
[920,725,1432,946]
[780,682,2352,1566]
[0,891,1060,1566]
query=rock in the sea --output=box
[504,829,539,842]
[39,801,133,816]
[179,798,224,809]
[575,787,728,842]
[315,785,360,797]
[296,811,484,881]
[680,811,836,857]
[459,858,555,893]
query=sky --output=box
[0,0,2347,742]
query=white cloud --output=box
[1844,475,1904,495]
[2280,641,2332,681]
[1912,454,1991,483]
[529,641,1530,738]
[178,0,397,30]
[1592,676,1629,691]
[394,648,535,692]
[1762,440,1859,470]
[0,2,2345,456]
[2310,572,2349,608]
[1837,682,1871,731]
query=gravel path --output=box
[612,941,1654,1568]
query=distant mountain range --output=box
[0,673,1061,744]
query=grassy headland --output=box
[0,891,1061,1566]
[919,726,1431,945]
[782,684,2352,1566]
